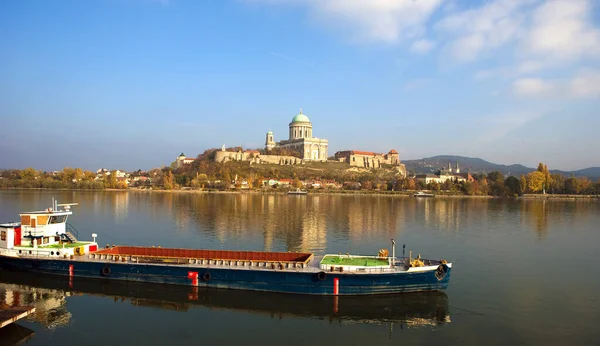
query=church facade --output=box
[265,110,328,161]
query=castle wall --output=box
[214,151,303,165]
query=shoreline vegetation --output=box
[1,187,598,200]
[1,154,599,198]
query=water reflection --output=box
[0,271,450,332]
[0,275,72,330]
[5,192,598,254]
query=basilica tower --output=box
[265,130,275,150]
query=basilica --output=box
[265,109,328,161]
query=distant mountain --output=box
[551,167,600,180]
[403,155,600,180]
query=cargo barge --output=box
[0,200,452,295]
[1,270,451,326]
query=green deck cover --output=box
[321,255,389,267]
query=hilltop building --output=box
[265,109,328,161]
[334,150,400,168]
[211,109,406,174]
[334,149,406,176]
[215,109,328,164]
[175,153,195,168]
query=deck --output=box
[0,306,36,328]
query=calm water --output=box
[1,190,599,345]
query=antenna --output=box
[57,203,78,211]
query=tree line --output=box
[2,156,599,196]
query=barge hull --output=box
[0,256,451,296]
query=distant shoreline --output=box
[3,187,598,200]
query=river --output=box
[1,190,599,345]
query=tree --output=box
[292,176,302,189]
[505,176,520,196]
[163,171,174,190]
[526,171,545,193]
[464,181,478,196]
[478,176,489,195]
[20,167,39,181]
[427,181,440,192]
[519,175,527,195]
[406,178,416,191]
[564,177,580,194]
[550,174,564,194]
[103,171,117,189]
[487,171,505,196]
[537,163,552,194]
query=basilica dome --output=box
[291,110,311,123]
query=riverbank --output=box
[3,187,598,199]
[520,194,600,200]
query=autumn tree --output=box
[163,171,174,190]
[19,167,40,181]
[427,181,440,192]
[292,176,302,189]
[527,171,545,193]
[478,176,489,195]
[537,163,552,194]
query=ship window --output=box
[1,231,5,241]
[49,215,67,224]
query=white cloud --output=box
[246,0,443,43]
[513,78,556,97]
[410,39,436,54]
[249,0,600,95]
[512,70,600,98]
[568,70,600,98]
[437,0,535,62]
[523,0,600,62]
[474,60,546,80]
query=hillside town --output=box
[1,110,599,196]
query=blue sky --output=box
[1,0,599,172]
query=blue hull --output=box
[0,256,451,295]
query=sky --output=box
[1,0,599,172]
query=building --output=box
[175,153,195,168]
[415,162,468,185]
[265,109,328,161]
[334,149,400,168]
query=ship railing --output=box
[65,223,79,240]
[88,253,312,269]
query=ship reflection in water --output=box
[0,271,450,334]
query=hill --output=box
[403,155,600,180]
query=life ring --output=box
[101,265,111,277]
[316,271,327,281]
[202,272,211,281]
